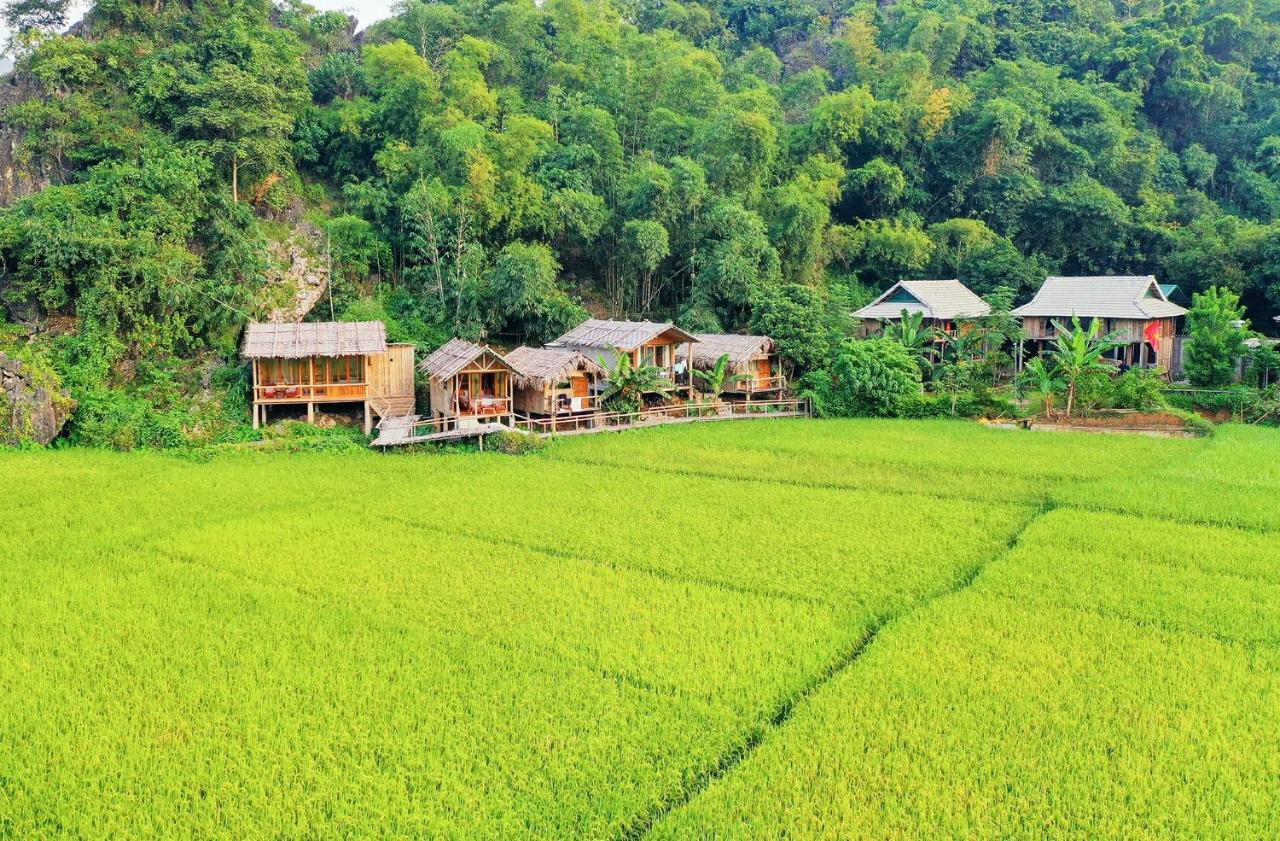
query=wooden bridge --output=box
[370,398,812,448]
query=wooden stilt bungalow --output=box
[241,321,416,433]
[679,333,786,398]
[1013,276,1188,376]
[506,346,607,416]
[418,339,516,430]
[549,319,699,394]
[854,279,991,339]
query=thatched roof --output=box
[856,280,991,321]
[241,321,387,359]
[550,319,697,351]
[678,333,776,373]
[506,346,607,388]
[1013,276,1187,320]
[417,338,514,380]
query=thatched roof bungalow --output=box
[678,333,785,396]
[550,319,698,390]
[507,346,606,416]
[418,339,515,428]
[241,321,415,432]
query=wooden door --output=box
[572,375,589,397]
[755,358,771,388]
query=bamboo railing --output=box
[512,397,812,435]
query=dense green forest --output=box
[2,0,1280,446]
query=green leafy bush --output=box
[1108,368,1168,411]
[487,430,548,455]
[801,338,921,418]
[901,390,1017,420]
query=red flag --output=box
[1144,320,1161,350]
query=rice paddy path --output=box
[618,500,1060,840]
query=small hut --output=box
[418,339,515,429]
[241,321,416,433]
[549,319,699,393]
[679,334,785,398]
[506,346,607,416]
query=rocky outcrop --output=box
[0,75,59,208]
[0,353,75,445]
[262,221,332,323]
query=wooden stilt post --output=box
[307,402,315,424]
[364,402,373,435]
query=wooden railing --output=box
[743,376,787,393]
[455,397,512,417]
[398,399,513,438]
[255,382,367,402]
[550,395,599,412]
[513,397,812,435]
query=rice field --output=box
[1,419,1277,838]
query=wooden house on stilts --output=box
[549,319,699,395]
[241,321,415,433]
[418,339,516,430]
[679,334,785,399]
[1013,276,1188,376]
[506,346,607,417]
[854,279,991,339]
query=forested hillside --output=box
[2,0,1280,446]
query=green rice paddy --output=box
[2,420,1277,838]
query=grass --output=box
[1,418,1277,838]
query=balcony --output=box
[454,396,512,418]
[254,382,368,403]
[745,375,787,393]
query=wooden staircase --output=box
[365,391,416,434]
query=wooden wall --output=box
[367,343,415,400]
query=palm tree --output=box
[1019,357,1064,417]
[598,347,675,413]
[692,353,752,404]
[1048,316,1123,416]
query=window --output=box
[325,356,363,384]
[645,345,668,368]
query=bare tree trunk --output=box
[231,157,239,203]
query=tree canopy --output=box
[3,0,1280,444]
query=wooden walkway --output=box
[371,398,812,448]
[370,416,516,447]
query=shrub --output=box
[800,338,921,418]
[1108,368,1168,411]
[487,430,548,455]
[257,420,369,453]
[901,390,1017,420]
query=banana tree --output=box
[937,325,987,415]
[597,347,675,413]
[885,309,939,372]
[1019,357,1064,417]
[692,353,752,406]
[1048,316,1123,416]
